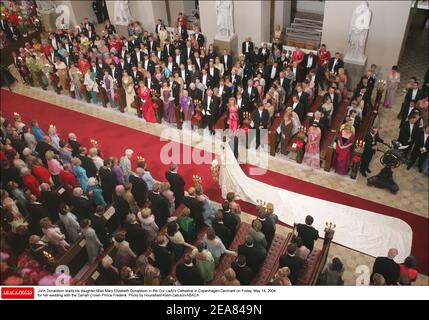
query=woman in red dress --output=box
[137,81,157,123]
[78,53,90,75]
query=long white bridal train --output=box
[218,142,412,262]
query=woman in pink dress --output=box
[333,125,355,175]
[227,97,240,133]
[137,82,157,123]
[303,124,321,169]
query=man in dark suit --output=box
[243,79,259,113]
[231,255,255,285]
[176,254,204,285]
[242,37,254,61]
[327,52,344,74]
[148,182,170,228]
[26,194,50,235]
[183,41,195,62]
[278,71,291,98]
[208,60,220,88]
[165,163,185,208]
[400,100,418,127]
[62,51,73,69]
[85,25,96,43]
[258,43,270,65]
[178,64,192,89]
[70,188,94,220]
[109,63,122,88]
[264,61,281,91]
[163,39,175,58]
[295,84,310,112]
[221,49,233,75]
[189,82,203,102]
[155,46,166,63]
[230,69,242,89]
[143,54,155,75]
[353,77,372,113]
[132,47,144,66]
[129,168,148,208]
[127,34,140,52]
[5,24,21,41]
[221,201,239,236]
[217,78,231,115]
[202,88,219,134]
[77,147,98,178]
[251,103,270,149]
[124,53,134,74]
[91,206,111,247]
[167,75,181,105]
[146,35,158,53]
[200,68,213,90]
[324,86,340,112]
[303,51,317,75]
[238,236,266,274]
[371,248,400,285]
[183,187,205,230]
[360,126,384,177]
[403,81,425,106]
[194,27,205,47]
[111,185,131,231]
[349,109,362,133]
[296,215,319,252]
[145,72,160,93]
[212,210,233,248]
[279,243,304,285]
[407,125,429,171]
[40,184,63,223]
[131,65,144,90]
[124,214,150,255]
[291,94,305,122]
[152,235,173,278]
[257,208,275,248]
[291,61,304,90]
[398,115,419,156]
[98,159,117,204]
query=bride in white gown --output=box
[218,141,412,262]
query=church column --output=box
[273,0,291,31]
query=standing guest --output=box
[398,115,419,157]
[54,56,68,95]
[30,120,45,142]
[137,207,159,242]
[407,125,429,172]
[80,218,103,263]
[165,163,185,208]
[371,248,400,285]
[68,133,81,158]
[249,219,268,256]
[129,167,148,208]
[124,213,150,256]
[71,157,89,192]
[257,207,275,248]
[384,66,401,109]
[231,255,254,285]
[162,82,177,124]
[360,126,384,177]
[180,89,194,127]
[119,149,134,184]
[88,148,104,171]
[237,235,266,274]
[222,268,240,286]
[204,228,237,264]
[279,113,293,155]
[84,68,99,104]
[318,257,344,285]
[227,97,240,133]
[279,243,304,285]
[148,182,170,228]
[40,217,70,251]
[59,163,79,192]
[122,70,136,113]
[103,70,115,108]
[98,158,118,204]
[176,254,204,285]
[212,210,233,248]
[333,125,355,175]
[87,177,107,207]
[58,204,81,244]
[296,215,319,252]
[399,256,418,284]
[191,241,215,283]
[111,157,126,186]
[152,235,173,279]
[113,233,137,270]
[47,126,61,151]
[91,205,111,247]
[45,151,63,186]
[303,123,322,170]
[178,207,197,244]
[138,81,157,123]
[295,237,310,261]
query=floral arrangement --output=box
[211,159,220,182]
[1,250,60,285]
[350,155,362,179]
[295,140,305,164]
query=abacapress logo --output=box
[1,287,34,299]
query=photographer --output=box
[360,126,384,177]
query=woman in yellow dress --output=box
[122,69,136,114]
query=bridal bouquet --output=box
[211,159,220,182]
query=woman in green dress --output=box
[191,241,215,283]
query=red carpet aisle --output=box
[1,89,428,275]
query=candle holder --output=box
[42,250,55,263]
[256,199,267,209]
[354,139,365,154]
[90,139,98,147]
[324,221,336,243]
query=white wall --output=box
[274,0,292,29]
[168,0,186,25]
[198,0,217,43]
[54,0,97,27]
[296,0,325,14]
[321,0,411,78]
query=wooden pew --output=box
[208,222,252,285]
[250,232,293,285]
[296,225,335,285]
[54,235,89,277]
